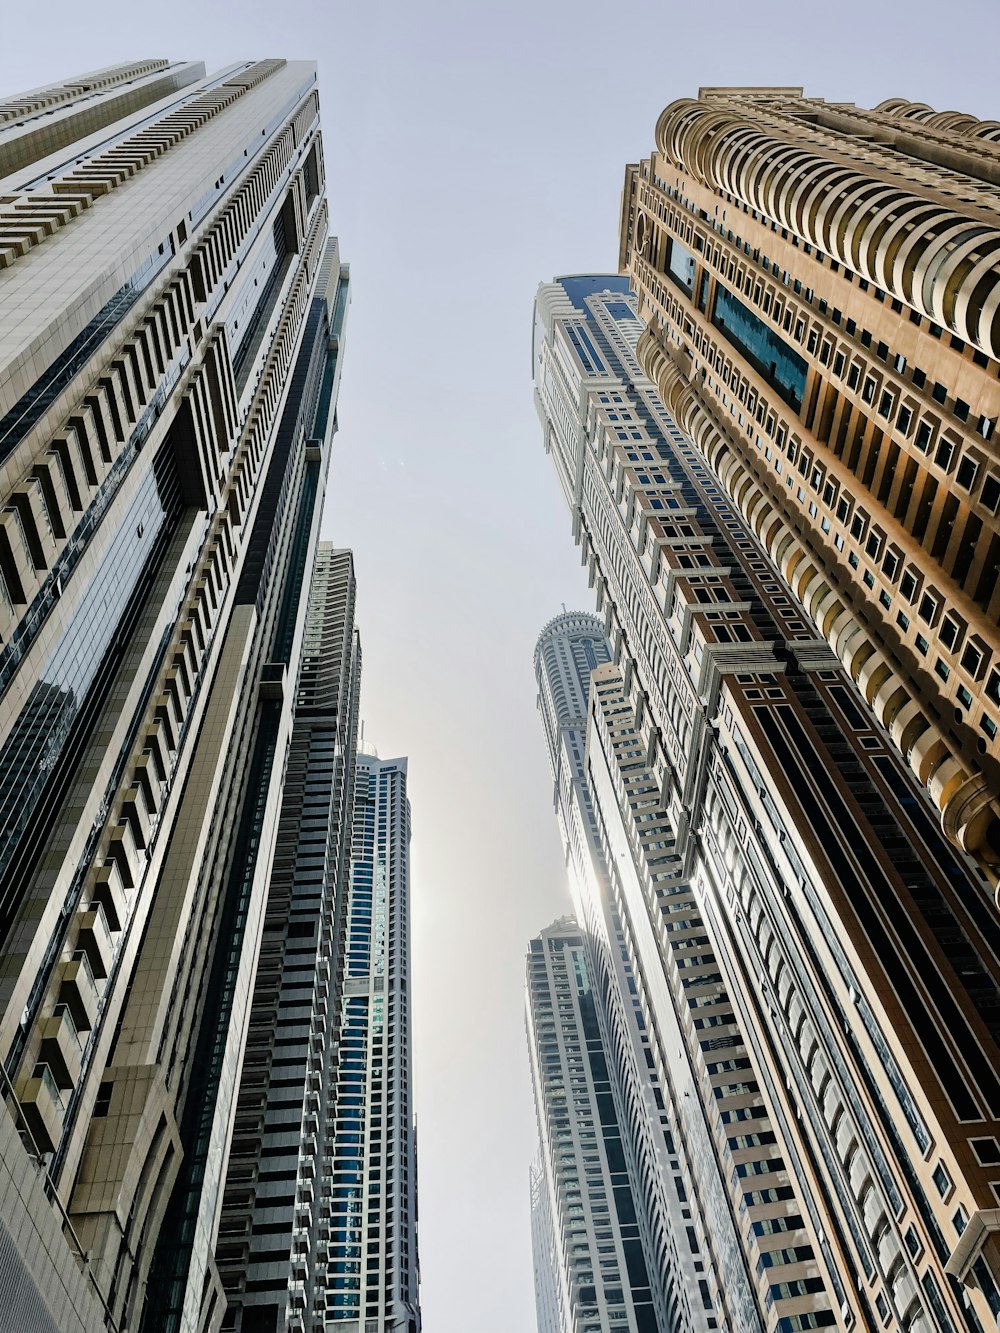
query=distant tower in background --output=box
[531,1150,564,1333]
[526,917,673,1333]
[323,752,421,1332]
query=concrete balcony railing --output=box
[76,904,113,979]
[90,858,127,932]
[58,949,99,1031]
[17,1062,66,1154]
[38,1003,84,1089]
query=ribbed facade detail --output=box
[652,92,1000,359]
[619,89,1000,887]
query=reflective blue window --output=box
[666,239,696,295]
[712,285,808,411]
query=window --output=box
[936,435,957,471]
[900,571,919,602]
[982,475,1000,514]
[963,642,986,679]
[932,1163,953,1199]
[957,456,980,490]
[940,616,965,651]
[712,285,808,411]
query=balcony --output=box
[58,950,99,1031]
[90,860,127,932]
[76,905,113,979]
[18,1063,65,1154]
[38,1005,83,1089]
[259,661,286,700]
[106,818,140,889]
[121,782,154,850]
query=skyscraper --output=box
[323,752,420,1333]
[0,58,348,1330]
[617,89,1000,885]
[534,271,1000,1331]
[531,1150,564,1333]
[534,611,740,1332]
[533,608,843,1333]
[526,916,669,1333]
[215,545,362,1333]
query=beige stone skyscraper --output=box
[618,89,1000,886]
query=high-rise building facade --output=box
[533,605,844,1333]
[215,545,362,1333]
[323,752,420,1333]
[0,58,348,1331]
[534,271,1000,1332]
[534,611,745,1333]
[526,916,671,1333]
[617,89,1000,885]
[531,1149,564,1333]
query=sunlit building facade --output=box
[0,57,347,1331]
[534,610,741,1333]
[534,270,1000,1332]
[618,88,1000,885]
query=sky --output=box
[4,2,1000,1328]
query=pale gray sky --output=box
[4,3,1000,1328]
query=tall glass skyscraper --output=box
[323,752,420,1333]
[0,58,349,1330]
[215,545,362,1333]
[534,270,1000,1331]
